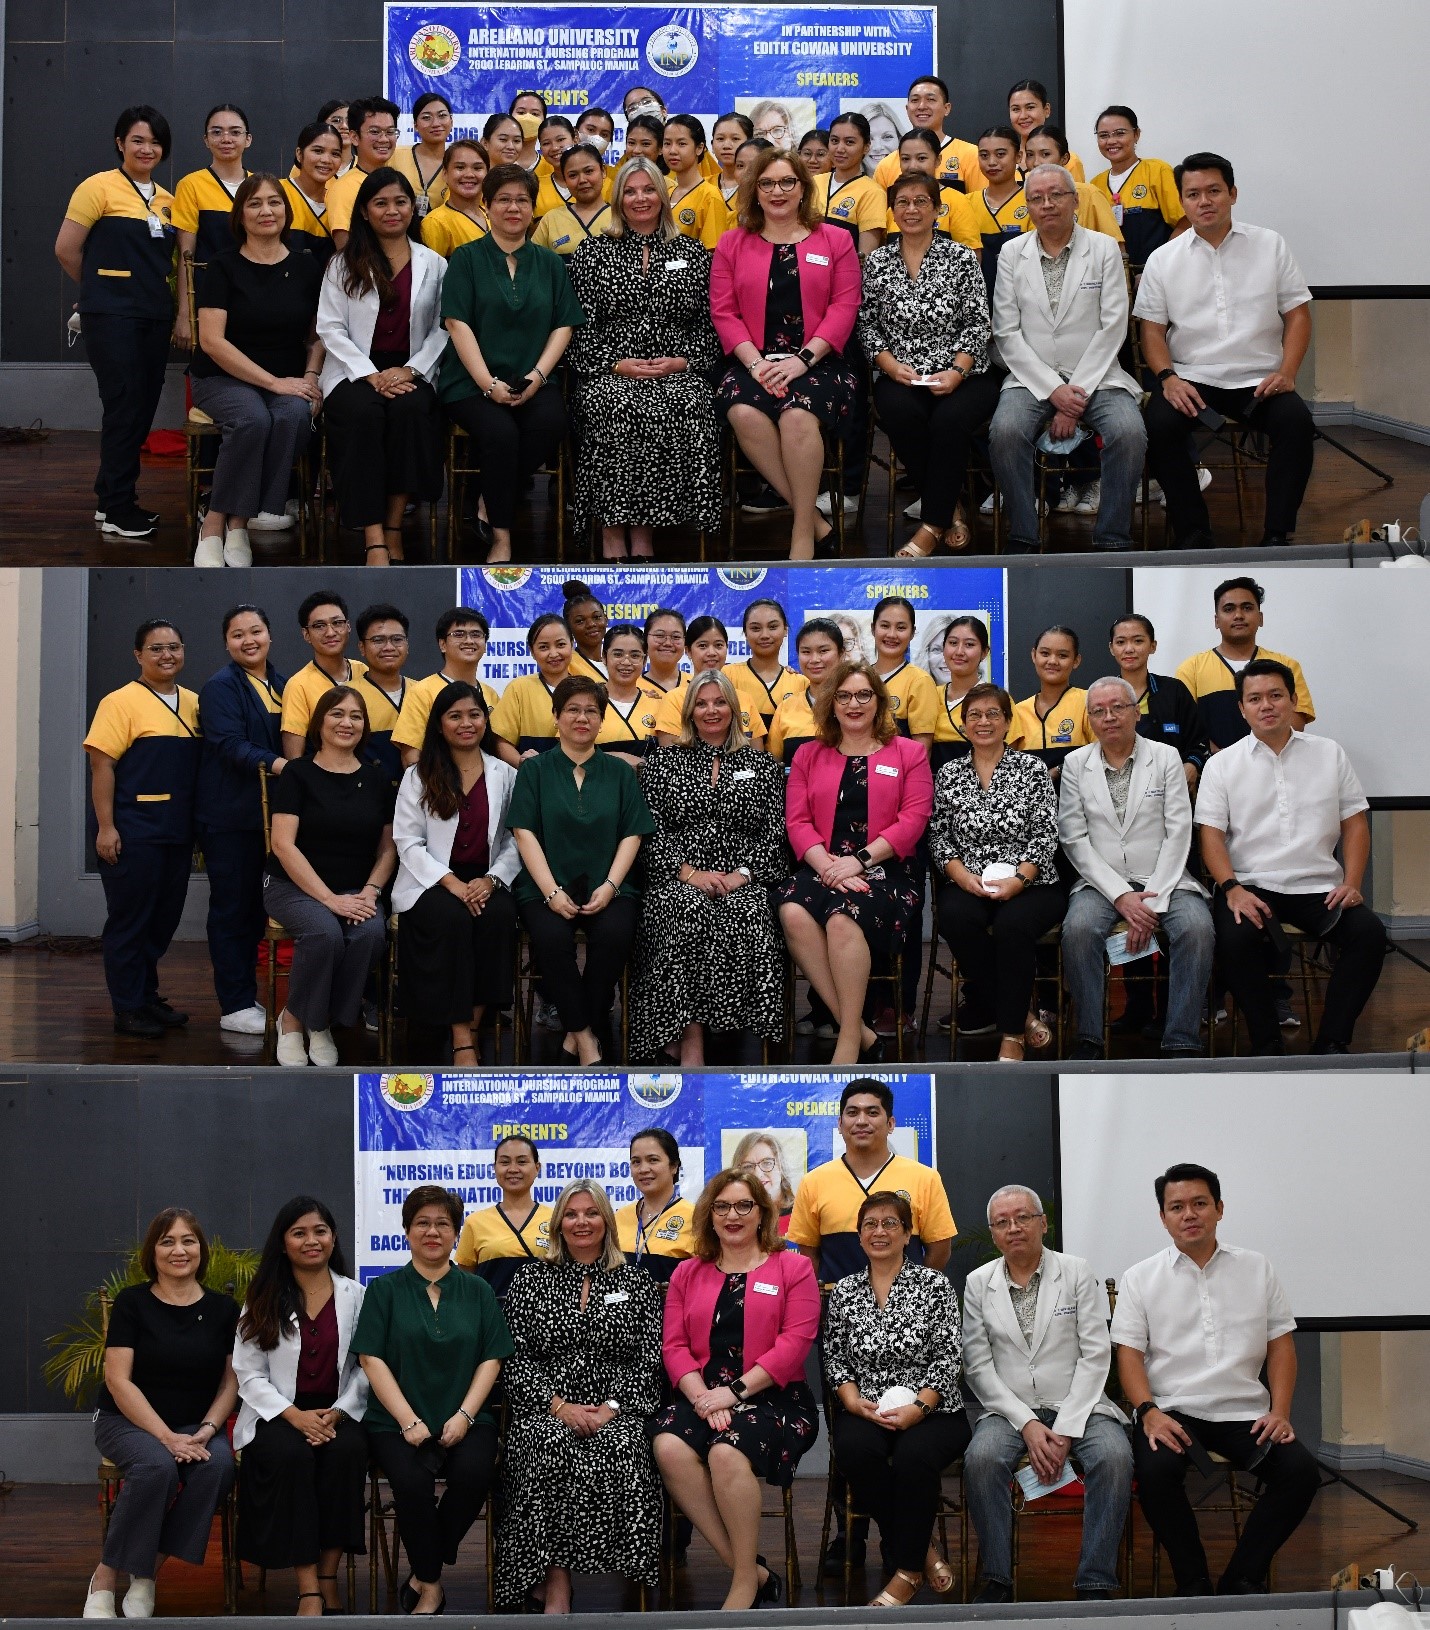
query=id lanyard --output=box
[119,170,167,239]
[635,1195,681,1258]
[1108,162,1141,226]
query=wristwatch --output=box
[797,346,816,368]
[729,1376,749,1399]
[605,1398,621,1414]
[855,846,874,871]
[735,865,752,880]
[1132,1401,1157,1426]
[1155,367,1177,382]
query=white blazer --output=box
[993,225,1140,400]
[317,243,448,397]
[233,1272,368,1449]
[1057,737,1207,913]
[392,754,520,914]
[961,1248,1126,1440]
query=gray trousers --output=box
[262,872,387,1032]
[94,1410,236,1577]
[189,374,313,520]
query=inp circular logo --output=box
[409,24,462,76]
[716,566,768,591]
[628,1072,684,1109]
[646,23,699,78]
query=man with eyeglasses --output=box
[280,591,368,760]
[326,96,401,249]
[393,608,501,769]
[354,603,412,787]
[1112,1163,1318,1596]
[962,1184,1131,1603]
[1057,675,1213,1059]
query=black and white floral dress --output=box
[926,748,1060,885]
[495,1259,664,1605]
[630,742,789,1058]
[650,1273,819,1486]
[856,236,991,374]
[567,230,723,533]
[823,1261,965,1412]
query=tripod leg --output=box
[1313,429,1396,487]
[1317,1460,1420,1531]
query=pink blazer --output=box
[786,735,933,863]
[663,1250,820,1390]
[709,224,861,358]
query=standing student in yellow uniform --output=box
[172,103,253,348]
[710,112,753,218]
[390,91,453,218]
[281,120,343,270]
[871,76,984,194]
[325,96,400,250]
[798,128,832,174]
[652,616,766,746]
[642,607,687,694]
[613,1129,696,1284]
[886,129,981,250]
[931,615,1020,771]
[1089,105,1186,268]
[55,106,177,539]
[394,608,500,767]
[483,111,525,170]
[815,113,885,257]
[621,114,666,168]
[575,106,618,170]
[420,141,490,258]
[622,86,720,181]
[83,619,202,1039]
[1013,625,1092,777]
[1022,125,1123,245]
[663,115,725,248]
[562,582,609,681]
[1007,80,1085,180]
[766,618,844,766]
[280,591,369,759]
[966,126,1027,305]
[728,599,807,734]
[532,143,612,256]
[490,613,576,763]
[532,116,578,216]
[870,597,938,745]
[456,1135,554,1299]
[353,603,411,787]
[596,625,663,764]
[510,92,550,177]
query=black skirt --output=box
[399,874,517,1025]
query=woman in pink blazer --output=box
[710,147,861,560]
[778,661,934,1064]
[652,1168,820,1611]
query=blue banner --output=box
[355,1068,935,1280]
[459,563,1007,690]
[384,4,935,155]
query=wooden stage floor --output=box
[0,424,1416,566]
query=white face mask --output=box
[626,99,662,121]
[581,134,610,156]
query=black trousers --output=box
[1132,1413,1319,1590]
[873,371,1000,531]
[400,883,517,1025]
[324,377,443,530]
[201,826,266,1015]
[99,840,192,1015]
[369,1424,497,1583]
[832,1410,971,1573]
[445,384,568,531]
[237,1413,369,1568]
[517,894,637,1039]
[936,879,1068,1036]
[1144,382,1314,540]
[85,314,172,511]
[1213,889,1386,1052]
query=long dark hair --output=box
[416,681,489,821]
[238,1195,347,1352]
[340,166,421,301]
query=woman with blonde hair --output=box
[496,1180,664,1613]
[730,1131,797,1232]
[630,670,788,1065]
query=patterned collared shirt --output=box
[1038,240,1073,316]
[1008,1268,1042,1347]
[1104,745,1137,821]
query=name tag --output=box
[555,235,571,247]
[1145,787,1164,798]
[665,258,688,270]
[732,767,755,780]
[804,252,830,266]
[1054,1303,1077,1317]
[604,1291,629,1304]
[1113,203,1125,225]
[147,214,166,239]
[875,762,900,777]
[752,1280,780,1296]
[1080,279,1103,290]
[1161,723,1179,735]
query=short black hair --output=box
[134,617,182,651]
[412,91,452,119]
[1095,104,1139,132]
[298,589,349,628]
[115,105,171,160]
[839,1078,894,1116]
[221,603,272,639]
[1109,612,1155,642]
[978,124,1021,149]
[1156,1162,1221,1209]
[349,96,400,135]
[1176,151,1235,193]
[356,603,410,640]
[551,673,606,717]
[908,74,950,102]
[436,606,490,641]
[630,1125,680,1179]
[1214,576,1265,609]
[1235,657,1297,703]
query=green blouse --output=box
[438,233,585,405]
[507,746,655,907]
[351,1261,514,1433]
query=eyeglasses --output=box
[649,632,684,645]
[893,194,934,210]
[834,689,876,706]
[306,616,349,633]
[447,631,486,644]
[1025,192,1072,207]
[711,1199,757,1217]
[1088,702,1135,719]
[740,1157,778,1176]
[756,175,800,194]
[990,1212,1044,1232]
[859,1217,903,1234]
[207,125,247,140]
[363,634,408,648]
[964,708,1007,725]
[143,642,184,655]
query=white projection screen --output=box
[1130,565,1430,802]
[1058,1074,1430,1325]
[1062,0,1430,292]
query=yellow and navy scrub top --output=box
[1013,686,1093,773]
[456,1202,553,1298]
[280,178,334,270]
[886,186,981,251]
[172,166,249,264]
[726,660,808,736]
[324,165,369,236]
[966,185,1029,303]
[421,203,487,259]
[766,687,818,767]
[390,144,450,217]
[356,671,407,788]
[874,135,984,195]
[83,681,203,844]
[786,1152,957,1280]
[391,670,502,757]
[533,167,572,220]
[1173,645,1315,751]
[531,199,611,256]
[666,176,726,249]
[653,668,767,742]
[815,171,885,246]
[614,1193,697,1283]
[489,671,562,755]
[570,649,608,683]
[1022,181,1123,245]
[878,661,938,739]
[64,170,177,320]
[278,658,370,746]
[932,685,1023,773]
[596,685,663,756]
[1090,158,1184,267]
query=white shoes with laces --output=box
[220,1004,268,1035]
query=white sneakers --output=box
[1073,480,1101,515]
[83,1575,116,1618]
[307,1028,339,1067]
[222,528,252,567]
[815,492,860,519]
[220,1005,268,1035]
[903,498,922,521]
[123,1580,155,1618]
[193,532,224,568]
[248,501,298,532]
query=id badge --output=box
[147,214,166,239]
[416,195,430,218]
[1113,203,1124,225]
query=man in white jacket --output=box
[989,164,1145,551]
[962,1184,1132,1603]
